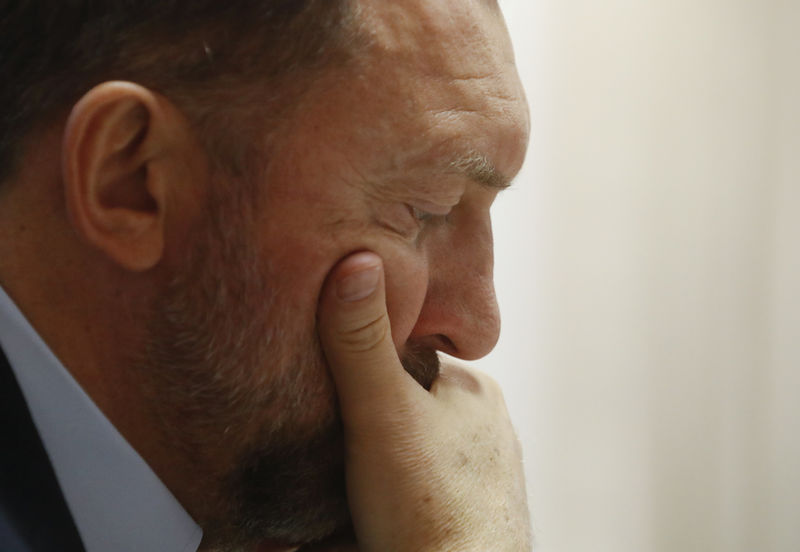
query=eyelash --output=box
[400,203,454,236]
[410,206,436,223]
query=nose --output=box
[409,216,501,361]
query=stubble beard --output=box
[138,181,440,549]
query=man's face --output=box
[142,0,529,547]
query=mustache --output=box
[400,342,440,391]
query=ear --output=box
[62,81,190,272]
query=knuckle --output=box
[440,363,503,397]
[335,313,390,352]
[469,367,504,398]
[481,373,504,397]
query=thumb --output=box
[317,251,418,421]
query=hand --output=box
[317,252,531,552]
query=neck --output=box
[0,170,173,495]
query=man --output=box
[0,0,530,550]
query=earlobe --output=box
[62,81,171,272]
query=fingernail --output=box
[337,266,380,302]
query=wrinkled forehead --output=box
[268,0,529,193]
[348,0,529,169]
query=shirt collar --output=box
[0,285,203,552]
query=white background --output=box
[478,1,800,550]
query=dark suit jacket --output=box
[0,347,85,551]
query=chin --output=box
[199,406,351,549]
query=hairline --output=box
[0,1,362,187]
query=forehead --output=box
[359,0,506,72]
[354,0,528,174]
[271,0,528,194]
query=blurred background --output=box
[477,1,800,551]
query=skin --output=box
[266,0,529,361]
[0,0,530,550]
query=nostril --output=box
[436,334,457,354]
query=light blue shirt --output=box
[0,285,203,552]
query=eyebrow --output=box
[446,152,512,190]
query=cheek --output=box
[257,219,429,353]
[256,181,430,351]
[382,253,429,348]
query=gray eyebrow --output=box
[446,152,511,190]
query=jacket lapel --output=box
[0,347,85,552]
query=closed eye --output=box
[406,200,455,227]
[410,205,436,223]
